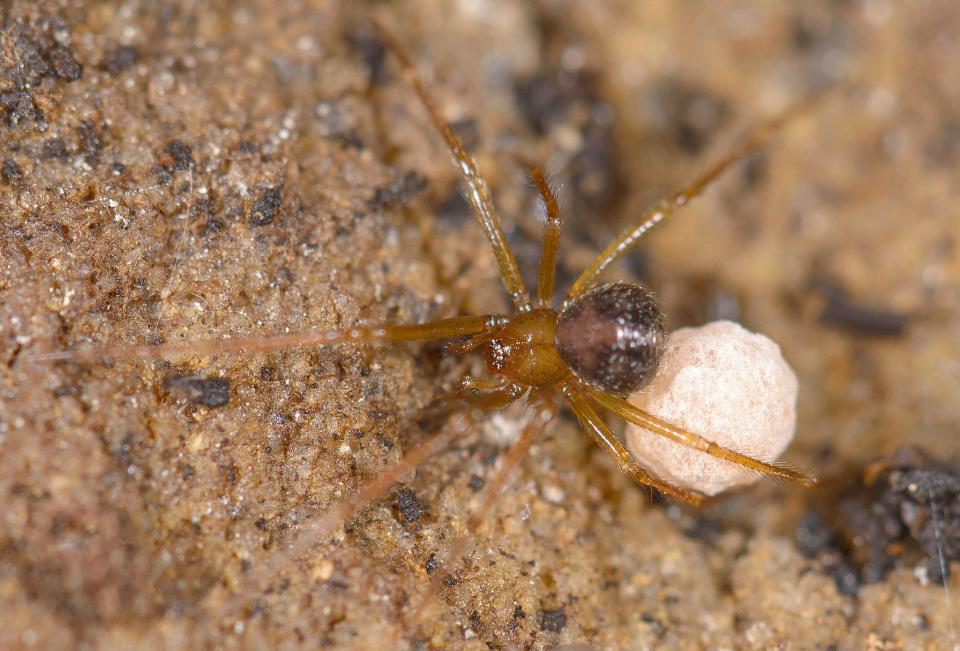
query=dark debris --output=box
[811,276,909,337]
[77,119,103,167]
[0,89,42,128]
[349,24,387,86]
[2,18,82,86]
[163,140,195,172]
[539,607,567,633]
[514,67,623,215]
[435,188,473,228]
[249,187,283,226]
[2,159,24,184]
[795,509,862,595]
[640,612,666,636]
[104,45,140,75]
[47,44,83,81]
[369,170,427,210]
[395,487,424,522]
[467,474,485,492]
[797,446,960,589]
[163,374,231,408]
[647,78,730,155]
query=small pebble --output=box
[541,484,566,505]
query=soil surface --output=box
[1,1,958,649]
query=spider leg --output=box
[373,20,530,310]
[567,94,823,299]
[523,163,563,307]
[209,412,469,623]
[212,380,526,622]
[23,315,495,364]
[439,378,527,412]
[414,379,526,431]
[563,385,706,505]
[586,386,817,486]
[462,401,555,534]
[412,400,555,629]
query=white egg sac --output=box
[625,320,799,496]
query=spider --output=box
[32,20,817,627]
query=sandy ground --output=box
[1,0,958,649]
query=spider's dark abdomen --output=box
[555,281,666,394]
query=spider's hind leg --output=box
[564,385,707,506]
[587,387,817,487]
[408,399,557,634]
[210,379,528,623]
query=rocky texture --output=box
[1,1,959,649]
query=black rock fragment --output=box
[249,187,282,226]
[48,44,83,81]
[395,487,424,522]
[164,140,194,171]
[105,45,140,74]
[539,607,567,633]
[797,446,960,590]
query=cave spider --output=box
[33,20,818,620]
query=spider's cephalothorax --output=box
[482,309,567,387]
[556,281,666,394]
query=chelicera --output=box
[33,21,817,620]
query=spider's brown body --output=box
[469,281,666,399]
[483,308,568,388]
[32,19,819,627]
